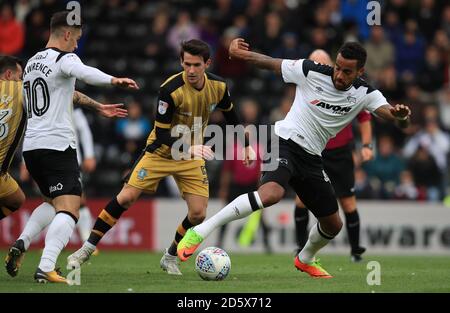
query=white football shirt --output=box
[275,59,387,156]
[22,48,112,152]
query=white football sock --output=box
[194,192,264,238]
[18,202,56,250]
[298,223,334,264]
[38,212,76,272]
[77,206,93,242]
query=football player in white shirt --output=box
[177,39,411,278]
[5,11,138,283]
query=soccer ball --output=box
[195,247,231,281]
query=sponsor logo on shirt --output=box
[310,99,352,114]
[49,183,64,193]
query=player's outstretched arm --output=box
[111,77,139,90]
[73,91,128,118]
[60,54,139,90]
[374,104,411,129]
[229,38,282,75]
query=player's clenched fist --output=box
[390,103,411,120]
[229,38,250,60]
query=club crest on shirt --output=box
[137,168,148,180]
[158,100,169,115]
[347,96,357,104]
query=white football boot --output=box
[160,249,182,275]
[67,246,93,269]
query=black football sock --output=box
[294,205,309,250]
[345,210,361,253]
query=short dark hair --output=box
[0,55,22,74]
[337,42,367,69]
[180,39,210,62]
[50,11,82,34]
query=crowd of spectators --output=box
[1,0,449,201]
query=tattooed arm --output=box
[73,91,128,119]
[73,91,102,111]
[229,38,282,75]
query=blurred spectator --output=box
[213,0,239,32]
[115,100,152,150]
[231,14,250,38]
[14,0,34,23]
[23,8,48,59]
[407,146,442,201]
[143,12,170,64]
[418,45,446,95]
[432,29,449,84]
[416,0,440,39]
[385,0,410,23]
[376,65,404,102]
[364,26,395,84]
[196,8,220,54]
[363,135,405,199]
[394,170,419,200]
[438,88,450,131]
[167,10,200,56]
[309,27,333,53]
[383,10,403,43]
[246,0,267,43]
[403,114,450,199]
[253,11,283,55]
[98,0,126,23]
[394,19,426,82]
[324,0,342,27]
[0,3,25,56]
[269,96,292,124]
[214,26,249,79]
[273,32,307,60]
[312,4,341,48]
[442,5,450,38]
[354,168,376,199]
[341,0,370,40]
[401,83,427,135]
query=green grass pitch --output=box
[1,250,449,293]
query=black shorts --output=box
[227,182,259,203]
[322,144,355,198]
[261,138,338,218]
[23,147,82,199]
